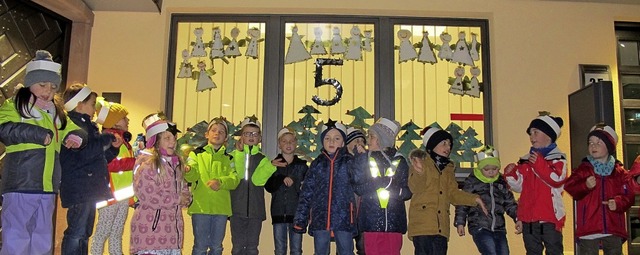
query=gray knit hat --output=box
[24,50,61,88]
[369,117,400,148]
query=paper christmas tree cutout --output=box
[397,29,418,63]
[245,28,262,59]
[344,26,363,61]
[437,32,453,61]
[470,33,480,61]
[363,30,373,52]
[194,61,216,92]
[417,31,437,64]
[310,27,328,55]
[298,105,321,128]
[398,120,422,159]
[225,27,242,58]
[176,120,209,153]
[346,106,373,129]
[177,49,193,78]
[190,27,207,57]
[451,31,474,66]
[286,105,323,161]
[285,26,312,64]
[330,27,346,55]
[446,124,484,165]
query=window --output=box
[167,15,491,161]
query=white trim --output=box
[95,102,110,124]
[64,87,92,111]
[422,127,440,146]
[143,114,162,129]
[146,122,169,138]
[376,118,399,134]
[538,115,561,137]
[26,60,61,73]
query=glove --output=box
[292,224,307,234]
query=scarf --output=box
[587,155,615,177]
[530,143,557,158]
[429,150,450,171]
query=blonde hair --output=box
[146,132,185,190]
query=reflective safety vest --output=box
[369,156,400,208]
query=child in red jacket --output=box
[565,124,634,255]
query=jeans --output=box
[522,222,563,255]
[191,214,228,255]
[470,228,509,255]
[313,230,353,255]
[412,235,447,255]
[273,223,303,255]
[62,202,96,255]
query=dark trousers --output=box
[61,202,96,255]
[230,216,262,255]
[412,235,447,255]
[522,222,563,255]
[578,235,623,255]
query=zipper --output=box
[490,183,496,231]
[601,175,607,233]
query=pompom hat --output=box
[369,117,401,148]
[95,98,128,129]
[421,127,453,152]
[24,50,61,88]
[527,113,564,143]
[588,124,618,155]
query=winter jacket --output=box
[229,145,277,220]
[293,147,357,237]
[504,147,567,231]
[408,155,478,239]
[0,99,85,194]
[565,158,633,240]
[59,111,114,208]
[353,149,411,234]
[97,140,136,208]
[265,154,308,224]
[454,174,518,233]
[185,144,239,216]
[130,150,191,254]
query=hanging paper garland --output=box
[451,31,474,66]
[344,26,363,61]
[310,27,328,55]
[285,26,312,64]
[397,29,418,63]
[438,32,453,61]
[363,30,373,52]
[417,31,437,64]
[312,58,344,106]
[246,28,262,59]
[191,27,207,57]
[177,49,193,78]
[225,27,242,58]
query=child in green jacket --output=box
[185,116,240,255]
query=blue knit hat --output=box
[24,50,61,88]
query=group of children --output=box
[1,50,640,255]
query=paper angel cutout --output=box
[344,26,363,61]
[449,66,465,95]
[417,31,437,64]
[245,28,261,59]
[451,31,474,66]
[310,27,327,55]
[195,61,216,91]
[398,29,418,63]
[363,30,373,52]
[438,32,453,61]
[225,27,242,58]
[210,27,225,60]
[470,33,480,61]
[330,27,346,55]
[191,27,207,57]
[285,26,312,64]
[177,49,193,78]
[467,67,481,98]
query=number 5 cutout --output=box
[312,58,344,106]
